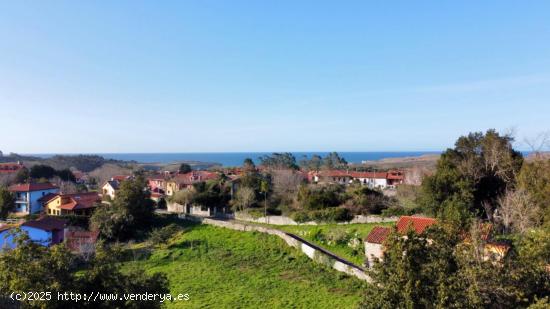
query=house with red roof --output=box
[43,192,100,216]
[311,170,405,188]
[364,217,510,267]
[165,171,219,196]
[0,162,24,174]
[364,216,437,267]
[8,183,60,215]
[0,216,66,249]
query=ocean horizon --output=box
[28,151,442,167]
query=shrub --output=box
[148,224,182,245]
[290,211,311,223]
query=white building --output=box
[8,183,59,215]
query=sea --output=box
[30,152,441,167]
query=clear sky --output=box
[1,1,549,153]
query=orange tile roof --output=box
[0,163,24,174]
[58,192,100,210]
[9,183,58,192]
[396,216,437,234]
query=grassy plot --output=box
[123,222,365,308]
[276,223,394,265]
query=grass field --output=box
[124,222,365,308]
[275,223,394,265]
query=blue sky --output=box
[1,1,549,153]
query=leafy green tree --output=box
[362,223,550,308]
[517,159,550,227]
[29,164,57,179]
[297,184,344,210]
[259,152,298,170]
[178,163,192,174]
[299,154,322,171]
[0,230,169,308]
[191,178,231,209]
[0,186,15,219]
[91,177,154,240]
[419,130,523,221]
[322,152,348,170]
[56,168,76,182]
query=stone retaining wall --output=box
[183,215,371,281]
[234,213,398,226]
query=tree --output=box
[0,187,15,219]
[259,152,298,170]
[232,187,256,212]
[178,163,192,174]
[91,177,154,240]
[29,164,57,179]
[0,230,169,308]
[322,152,348,170]
[299,154,322,171]
[362,223,550,308]
[419,129,523,221]
[191,178,231,210]
[14,168,29,183]
[495,189,539,234]
[171,188,196,206]
[56,168,76,182]
[517,158,550,227]
[114,176,155,226]
[242,158,256,171]
[271,169,302,206]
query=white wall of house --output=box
[102,184,116,200]
[364,242,383,267]
[355,177,388,188]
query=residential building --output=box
[364,216,437,266]
[311,170,405,188]
[0,216,66,249]
[101,180,120,200]
[166,171,218,196]
[43,192,100,216]
[0,162,24,174]
[101,175,133,200]
[364,216,510,267]
[8,183,59,215]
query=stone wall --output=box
[183,215,371,281]
[234,212,398,226]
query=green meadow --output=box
[124,222,365,308]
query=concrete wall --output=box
[183,215,370,282]
[234,213,398,226]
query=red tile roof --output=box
[349,171,388,179]
[386,170,405,180]
[9,183,58,192]
[314,170,404,180]
[0,162,24,174]
[57,192,100,210]
[396,216,437,234]
[22,216,66,231]
[365,226,391,244]
[111,175,132,181]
